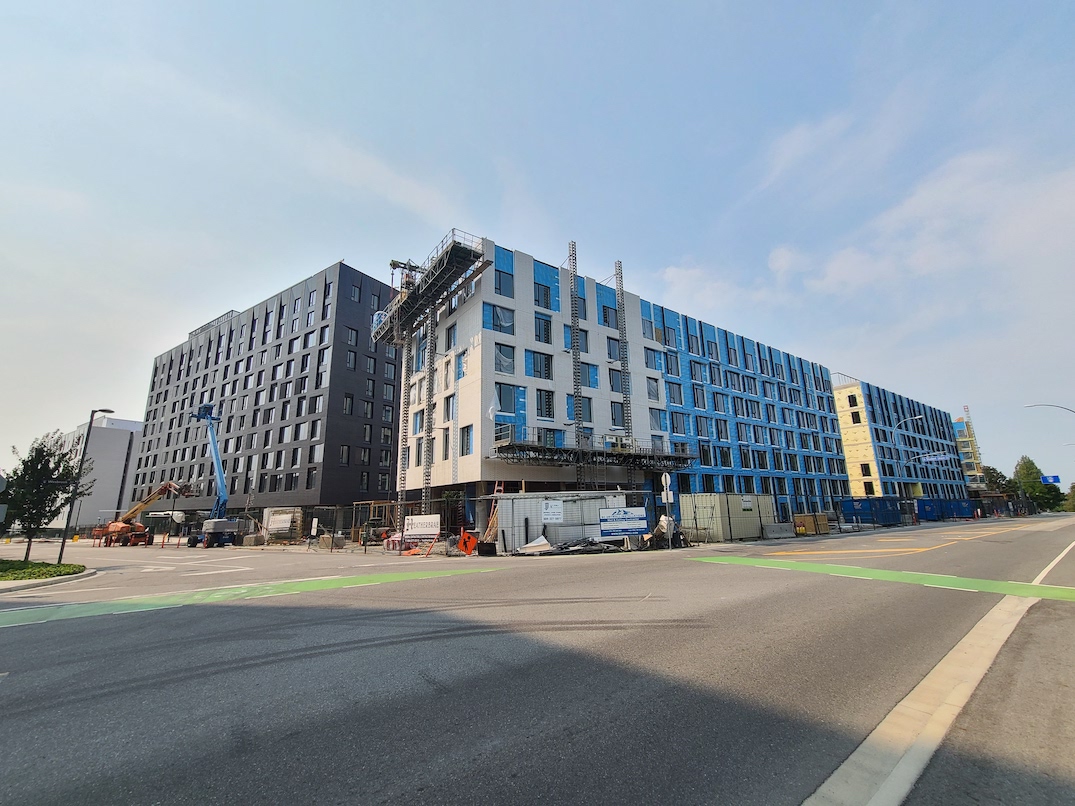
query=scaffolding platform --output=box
[493,428,696,472]
[372,229,490,345]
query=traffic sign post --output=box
[1041,475,1061,485]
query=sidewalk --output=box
[0,569,98,594]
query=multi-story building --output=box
[832,374,967,499]
[384,231,850,522]
[50,415,142,530]
[131,262,399,518]
[952,409,987,493]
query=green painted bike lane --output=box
[692,557,1075,602]
[0,569,497,629]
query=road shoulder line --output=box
[804,593,1036,806]
[803,537,1075,806]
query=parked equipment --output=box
[187,404,240,547]
[94,482,193,546]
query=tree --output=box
[981,465,1016,495]
[1065,483,1075,513]
[3,431,94,562]
[1012,455,1064,511]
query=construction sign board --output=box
[404,514,441,537]
[541,499,564,523]
[599,507,648,538]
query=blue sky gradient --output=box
[2,2,1074,485]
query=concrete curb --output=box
[0,568,98,594]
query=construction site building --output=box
[131,261,401,523]
[376,231,852,527]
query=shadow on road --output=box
[2,598,1073,805]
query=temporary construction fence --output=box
[678,493,777,542]
[840,497,902,527]
[916,499,977,521]
[488,492,629,554]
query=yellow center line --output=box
[766,523,1036,559]
[768,545,951,556]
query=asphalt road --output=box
[2,516,1074,805]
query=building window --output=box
[861,463,872,477]
[567,395,593,423]
[848,394,858,407]
[343,394,353,415]
[647,377,660,401]
[607,337,620,360]
[536,388,554,419]
[609,368,622,392]
[667,383,683,405]
[529,351,553,380]
[339,445,350,465]
[534,282,552,309]
[649,408,665,431]
[644,348,661,371]
[601,306,618,330]
[495,343,515,374]
[495,383,517,413]
[864,481,876,496]
[495,269,514,298]
[611,401,625,427]
[851,411,862,424]
[446,323,457,349]
[484,303,515,334]
[564,326,589,352]
[670,411,687,434]
[444,394,456,421]
[535,313,552,344]
[461,425,473,456]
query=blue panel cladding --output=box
[524,350,534,376]
[596,283,616,315]
[515,386,527,431]
[494,387,526,435]
[660,307,682,350]
[563,324,571,349]
[587,364,598,388]
[640,299,652,321]
[534,261,561,312]
[482,303,494,330]
[554,430,565,448]
[495,246,514,274]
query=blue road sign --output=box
[1041,475,1061,485]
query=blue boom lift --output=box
[188,403,239,547]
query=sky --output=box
[2,1,1074,487]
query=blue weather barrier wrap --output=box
[916,499,977,521]
[840,497,902,526]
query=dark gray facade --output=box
[131,262,399,516]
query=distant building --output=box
[380,231,851,526]
[832,374,967,499]
[51,416,142,530]
[952,408,987,493]
[131,262,400,519]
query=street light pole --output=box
[58,407,113,565]
[1026,403,1075,416]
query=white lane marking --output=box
[182,567,253,577]
[803,539,1075,806]
[1032,539,1075,584]
[140,567,176,573]
[113,575,343,600]
[9,587,122,598]
[249,592,301,599]
[924,584,973,592]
